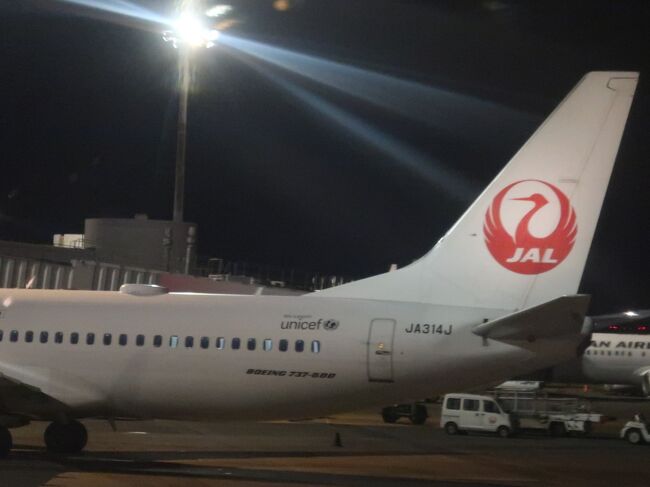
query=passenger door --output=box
[461,398,483,430]
[481,399,502,430]
[367,319,395,382]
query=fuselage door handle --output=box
[375,350,392,356]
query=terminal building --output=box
[0,216,347,295]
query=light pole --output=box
[173,47,190,223]
[163,7,222,223]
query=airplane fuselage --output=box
[582,333,650,386]
[545,333,650,394]
[0,289,576,422]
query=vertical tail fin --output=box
[316,72,638,310]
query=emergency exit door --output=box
[367,319,396,382]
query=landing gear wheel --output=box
[381,408,398,424]
[44,420,88,454]
[410,406,428,425]
[626,429,644,445]
[444,422,459,435]
[549,422,566,438]
[0,427,12,459]
[497,426,511,438]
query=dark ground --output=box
[2,390,650,487]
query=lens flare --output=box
[206,5,232,18]
[219,34,533,140]
[247,64,475,201]
[164,11,220,48]
[53,0,169,27]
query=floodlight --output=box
[163,11,220,49]
[206,5,232,18]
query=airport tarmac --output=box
[2,394,650,487]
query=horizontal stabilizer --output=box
[472,295,590,346]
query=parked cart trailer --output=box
[492,389,603,436]
[381,402,428,425]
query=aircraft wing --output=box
[471,295,591,350]
[0,373,68,421]
[0,361,104,418]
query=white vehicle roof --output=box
[443,393,496,401]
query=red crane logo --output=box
[484,180,577,274]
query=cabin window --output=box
[446,397,461,410]
[216,337,225,350]
[10,330,19,342]
[279,339,288,352]
[153,335,163,348]
[25,331,34,343]
[103,333,112,346]
[136,334,145,347]
[40,331,48,344]
[70,333,79,345]
[232,337,241,350]
[200,337,210,349]
[55,332,64,344]
[295,340,304,352]
[119,334,128,346]
[463,399,479,411]
[169,335,179,348]
[311,340,320,353]
[484,400,499,413]
[585,350,590,355]
[263,339,272,351]
[185,336,194,348]
[86,333,95,345]
[247,338,256,351]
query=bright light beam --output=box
[163,11,221,49]
[219,34,534,140]
[249,64,475,202]
[53,0,170,28]
[206,5,233,18]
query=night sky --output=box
[0,0,648,313]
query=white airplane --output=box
[547,310,650,395]
[0,71,638,457]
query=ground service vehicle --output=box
[381,403,428,424]
[441,394,513,437]
[493,390,603,436]
[620,415,650,444]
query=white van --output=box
[440,393,512,437]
